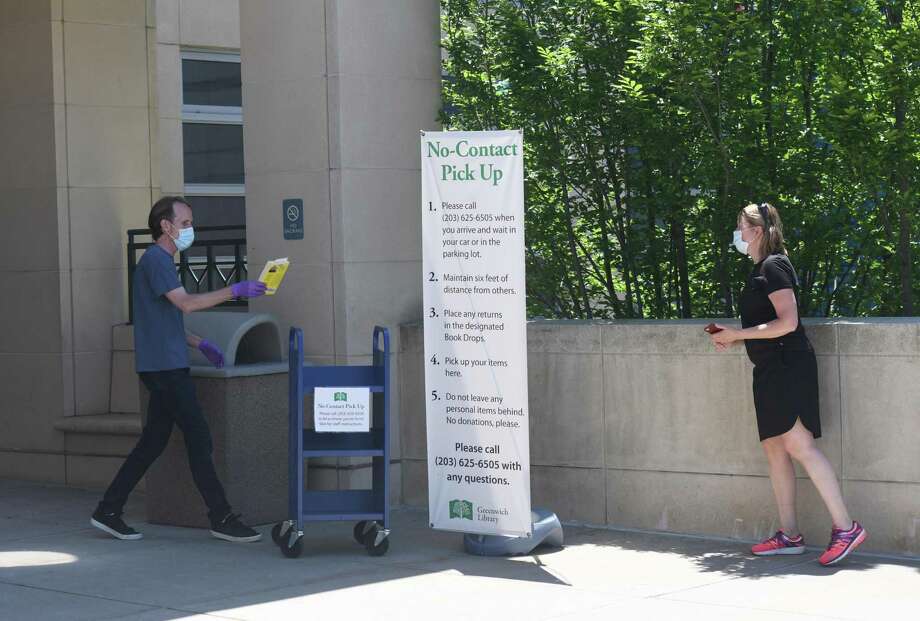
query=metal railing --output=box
[127,225,248,324]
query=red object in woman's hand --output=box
[704,323,724,334]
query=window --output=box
[183,123,244,186]
[181,50,244,220]
[182,57,242,107]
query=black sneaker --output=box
[210,513,262,543]
[91,508,143,540]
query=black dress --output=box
[739,254,821,441]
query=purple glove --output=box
[198,339,224,368]
[231,280,267,298]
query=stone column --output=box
[0,0,156,483]
[0,0,68,480]
[240,0,441,495]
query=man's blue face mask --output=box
[171,226,195,252]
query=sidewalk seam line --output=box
[647,555,816,600]
[0,582,244,621]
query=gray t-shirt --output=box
[133,245,188,372]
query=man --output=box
[91,196,268,542]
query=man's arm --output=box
[166,287,234,314]
[185,330,203,349]
[165,280,267,314]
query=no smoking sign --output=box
[283,198,304,240]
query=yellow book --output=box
[257,257,289,295]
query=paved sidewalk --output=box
[1,479,918,620]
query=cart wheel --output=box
[271,522,287,546]
[365,529,390,557]
[281,534,303,559]
[353,521,371,545]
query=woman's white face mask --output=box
[732,229,749,255]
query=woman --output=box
[709,203,866,566]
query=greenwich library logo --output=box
[449,499,473,521]
[448,500,510,524]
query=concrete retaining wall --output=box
[398,318,920,557]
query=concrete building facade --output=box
[0,0,440,489]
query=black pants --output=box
[100,368,231,522]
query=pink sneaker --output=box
[751,530,805,556]
[818,521,867,566]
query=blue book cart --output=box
[271,326,391,558]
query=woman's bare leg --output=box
[782,419,852,529]
[762,436,799,535]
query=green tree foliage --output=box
[441,0,920,318]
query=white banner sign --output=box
[314,387,370,433]
[421,129,531,537]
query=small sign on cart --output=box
[314,387,370,432]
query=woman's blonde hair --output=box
[739,202,787,257]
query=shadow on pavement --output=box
[562,523,920,581]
